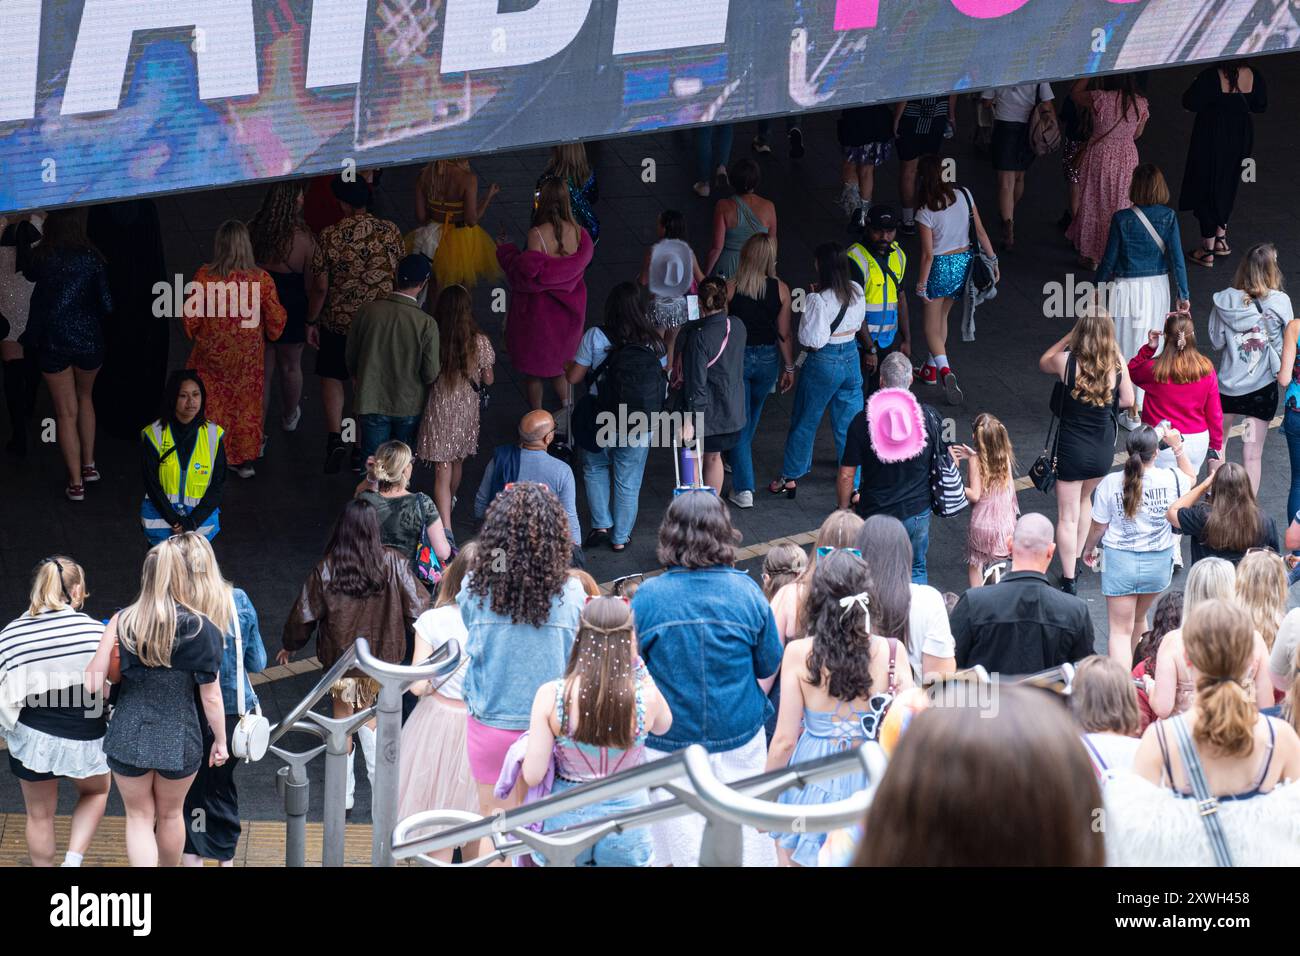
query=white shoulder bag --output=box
[230,608,270,762]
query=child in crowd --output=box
[761,543,808,602]
[953,413,1019,588]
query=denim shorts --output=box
[533,776,654,867]
[1101,545,1174,597]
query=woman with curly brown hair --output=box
[457,482,586,818]
[766,549,913,866]
[1039,299,1136,592]
[632,491,782,866]
[248,181,317,434]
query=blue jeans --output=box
[781,341,863,480]
[902,510,931,584]
[534,777,654,867]
[727,345,781,493]
[1284,410,1300,530]
[582,436,651,545]
[359,413,419,462]
[694,124,735,183]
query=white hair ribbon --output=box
[838,591,871,631]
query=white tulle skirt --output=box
[397,693,480,836]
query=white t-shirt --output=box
[908,583,955,681]
[412,604,470,700]
[915,190,972,256]
[1270,608,1300,684]
[982,82,1054,123]
[797,284,866,350]
[1082,732,1140,775]
[1091,467,1190,552]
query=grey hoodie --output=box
[1208,288,1292,396]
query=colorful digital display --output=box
[0,0,1296,214]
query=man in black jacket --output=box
[951,513,1095,674]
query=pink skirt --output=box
[397,694,480,828]
[465,714,525,784]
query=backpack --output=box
[599,343,667,418]
[1028,92,1061,156]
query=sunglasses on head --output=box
[611,572,644,594]
[585,593,631,606]
[816,546,862,559]
[673,485,718,498]
[503,481,551,493]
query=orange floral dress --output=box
[184,267,286,465]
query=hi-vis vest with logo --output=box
[141,421,223,541]
[847,242,907,348]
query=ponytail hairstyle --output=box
[368,440,413,494]
[1234,549,1288,652]
[971,413,1015,493]
[28,556,88,616]
[1152,312,1214,384]
[1182,599,1258,758]
[1121,426,1159,519]
[563,596,639,749]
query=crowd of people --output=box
[1,60,1299,867]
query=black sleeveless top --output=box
[1056,352,1121,483]
[729,277,781,347]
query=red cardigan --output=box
[1127,344,1224,449]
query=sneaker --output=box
[728,490,754,509]
[917,364,939,387]
[693,181,711,198]
[788,127,805,159]
[849,205,867,233]
[1119,411,1143,431]
[940,367,964,405]
[80,464,100,483]
[839,183,861,217]
[751,136,771,155]
[232,463,255,479]
[65,484,85,502]
[282,405,302,432]
[899,220,917,238]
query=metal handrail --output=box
[391,742,877,865]
[269,644,360,745]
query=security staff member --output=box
[847,204,911,395]
[140,370,226,544]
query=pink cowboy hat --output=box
[866,387,926,463]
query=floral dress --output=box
[417,333,495,463]
[183,267,286,465]
[1067,90,1149,263]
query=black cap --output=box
[396,254,432,287]
[330,174,371,209]
[867,204,899,230]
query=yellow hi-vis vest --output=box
[846,242,907,348]
[141,421,223,535]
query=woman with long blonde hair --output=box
[1234,549,1288,652]
[185,219,287,477]
[170,533,267,868]
[1038,298,1136,592]
[86,539,227,867]
[538,143,599,242]
[249,181,316,433]
[415,158,501,289]
[725,234,794,508]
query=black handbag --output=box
[961,188,995,295]
[1029,413,1061,495]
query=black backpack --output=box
[597,343,667,417]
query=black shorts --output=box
[315,326,350,380]
[107,755,198,781]
[708,428,742,453]
[38,348,103,375]
[990,120,1034,172]
[8,751,57,782]
[896,125,946,162]
[1220,383,1278,422]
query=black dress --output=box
[1055,354,1120,483]
[1177,67,1268,232]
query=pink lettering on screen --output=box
[833,0,878,30]
[948,0,1032,17]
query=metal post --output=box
[302,709,375,867]
[371,679,404,868]
[272,737,325,868]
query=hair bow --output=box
[838,591,871,631]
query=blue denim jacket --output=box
[631,567,782,753]
[218,588,267,715]
[1095,205,1190,301]
[458,574,585,730]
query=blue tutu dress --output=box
[773,707,869,867]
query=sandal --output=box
[583,528,611,549]
[767,478,797,499]
[1214,236,1232,256]
[1188,247,1214,268]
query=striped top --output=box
[0,608,105,731]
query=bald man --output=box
[950,513,1095,675]
[474,410,582,545]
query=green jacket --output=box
[346,293,440,417]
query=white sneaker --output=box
[345,754,356,812]
[359,725,377,789]
[693,181,711,198]
[282,405,302,431]
[839,182,861,217]
[232,463,255,479]
[728,490,754,509]
[1119,411,1142,431]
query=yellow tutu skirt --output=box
[433,224,502,289]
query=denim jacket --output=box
[1095,205,1190,301]
[219,588,267,715]
[458,574,585,730]
[631,567,782,754]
